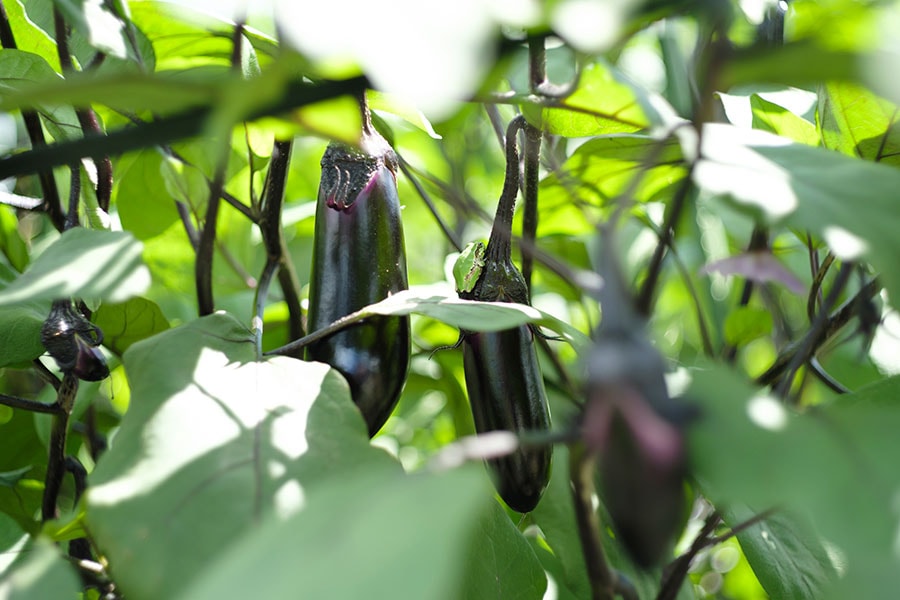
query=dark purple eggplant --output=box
[581,228,691,568]
[41,299,109,382]
[306,113,410,437]
[459,116,551,513]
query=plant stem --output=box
[42,372,78,522]
[0,393,62,414]
[196,163,226,316]
[53,7,113,213]
[485,116,526,266]
[569,444,616,600]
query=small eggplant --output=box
[306,115,410,437]
[457,116,551,513]
[41,299,109,382]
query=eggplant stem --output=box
[486,115,527,266]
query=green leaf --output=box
[0,303,47,368]
[359,286,591,349]
[52,0,129,59]
[538,135,686,235]
[460,501,547,600]
[114,149,182,240]
[724,306,773,347]
[179,466,489,600]
[522,62,655,137]
[0,206,29,273]
[0,467,31,489]
[0,49,80,140]
[819,81,900,166]
[0,228,150,306]
[92,296,170,355]
[726,506,838,600]
[686,365,900,599]
[0,537,81,599]
[750,95,819,146]
[86,312,401,599]
[694,123,900,306]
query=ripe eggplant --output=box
[458,116,551,513]
[306,115,410,437]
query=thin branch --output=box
[53,7,113,213]
[397,156,462,252]
[0,0,65,230]
[0,76,371,180]
[658,511,721,600]
[0,393,62,414]
[569,445,617,600]
[757,276,881,387]
[42,372,78,522]
[65,163,80,229]
[775,263,853,399]
[195,159,227,315]
[522,124,541,297]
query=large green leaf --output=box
[694,123,900,306]
[179,466,490,600]
[522,62,656,137]
[819,81,900,166]
[85,312,400,599]
[750,95,818,146]
[0,537,81,599]
[726,505,838,600]
[0,228,150,306]
[686,364,900,599]
[0,49,80,140]
[460,501,547,600]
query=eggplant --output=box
[41,299,109,382]
[458,116,551,513]
[306,116,410,437]
[581,228,692,568]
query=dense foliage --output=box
[1,0,900,598]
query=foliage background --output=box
[1,0,900,598]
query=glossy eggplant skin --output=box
[462,325,551,513]
[306,137,410,437]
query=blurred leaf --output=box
[0,228,150,306]
[369,90,442,139]
[750,95,819,146]
[819,82,900,166]
[52,0,129,58]
[0,537,81,598]
[726,505,838,600]
[0,303,47,367]
[288,95,362,145]
[694,123,900,306]
[723,306,773,347]
[460,501,547,600]
[723,43,860,91]
[0,49,81,140]
[0,468,31,489]
[0,206,29,273]
[92,296,170,355]
[179,466,489,600]
[86,312,400,599]
[686,365,900,599]
[701,251,805,294]
[522,62,655,137]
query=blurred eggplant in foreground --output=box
[305,106,410,437]
[581,228,693,568]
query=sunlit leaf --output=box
[86,312,400,598]
[819,81,900,166]
[92,296,170,355]
[0,537,81,598]
[0,229,150,306]
[750,95,819,146]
